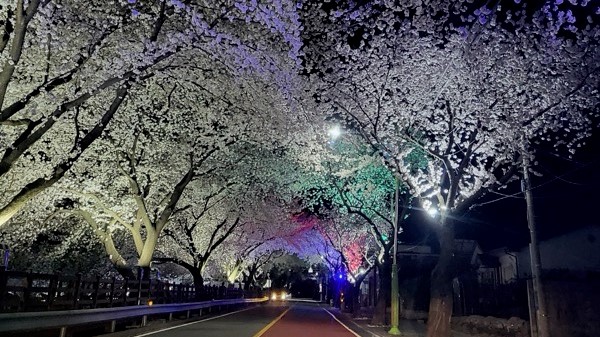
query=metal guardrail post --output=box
[106,320,116,333]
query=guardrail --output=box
[0,296,269,336]
[0,270,258,312]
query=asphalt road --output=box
[132,302,359,337]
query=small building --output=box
[516,225,600,278]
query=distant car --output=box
[269,289,290,301]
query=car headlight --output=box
[271,293,277,300]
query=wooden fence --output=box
[0,270,255,312]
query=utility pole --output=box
[522,153,549,337]
[388,176,401,335]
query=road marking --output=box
[287,298,321,303]
[251,306,291,337]
[133,306,257,337]
[347,320,386,337]
[323,308,362,337]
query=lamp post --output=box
[327,125,401,333]
[388,176,401,335]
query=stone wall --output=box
[451,316,529,337]
[545,279,600,337]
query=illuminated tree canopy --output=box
[0,0,302,227]
[303,0,599,336]
[0,1,598,336]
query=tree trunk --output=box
[137,231,158,267]
[426,219,455,337]
[371,257,392,325]
[191,269,204,301]
[245,264,259,290]
[350,271,370,317]
[351,280,363,317]
[243,272,252,291]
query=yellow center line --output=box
[252,306,292,337]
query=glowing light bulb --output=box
[328,125,342,139]
[427,208,438,218]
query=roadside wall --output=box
[545,279,600,337]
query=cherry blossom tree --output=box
[0,215,111,275]
[303,1,599,336]
[0,0,302,227]
[292,136,415,324]
[36,48,294,279]
[314,212,377,316]
[157,181,293,295]
[217,202,297,288]
[48,137,229,279]
[157,185,244,294]
[153,140,303,295]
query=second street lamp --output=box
[326,125,400,332]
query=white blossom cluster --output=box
[0,0,305,273]
[306,0,598,219]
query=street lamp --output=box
[328,125,342,140]
[427,207,438,218]
[325,128,401,333]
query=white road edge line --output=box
[346,320,386,337]
[323,308,362,337]
[133,306,257,337]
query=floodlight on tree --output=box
[328,125,342,139]
[427,208,438,218]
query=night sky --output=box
[401,132,600,251]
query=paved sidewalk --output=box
[327,309,475,337]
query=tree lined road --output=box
[258,304,358,337]
[132,302,359,337]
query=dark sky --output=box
[401,133,600,251]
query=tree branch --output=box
[0,0,41,110]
